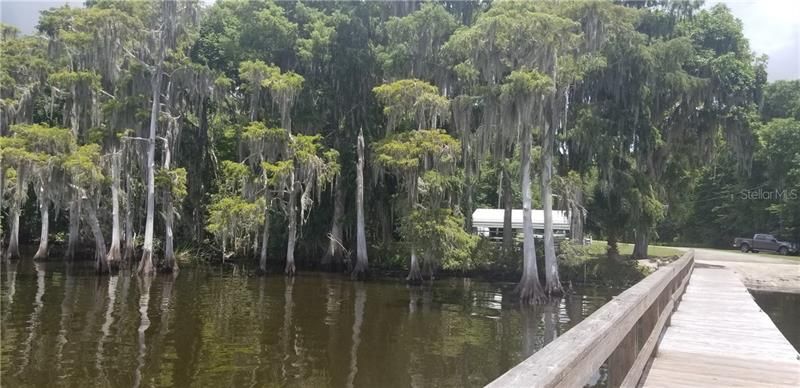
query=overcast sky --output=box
[1,0,798,81]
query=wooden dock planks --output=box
[642,268,800,388]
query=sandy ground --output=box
[676,247,800,293]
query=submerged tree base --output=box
[138,250,155,274]
[544,284,564,297]
[515,278,547,305]
[406,261,423,284]
[351,260,369,280]
[285,262,296,276]
[33,248,48,261]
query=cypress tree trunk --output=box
[6,169,25,260]
[86,201,108,273]
[66,196,81,260]
[6,203,20,260]
[107,152,122,269]
[33,188,49,260]
[161,139,177,273]
[464,159,474,231]
[607,232,620,261]
[353,129,368,278]
[407,247,422,284]
[542,121,562,295]
[633,227,649,259]
[285,173,297,276]
[163,195,176,271]
[571,190,585,244]
[502,166,514,254]
[516,125,544,304]
[259,190,271,273]
[124,170,135,262]
[139,33,166,275]
[322,182,345,269]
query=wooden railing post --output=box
[486,250,695,388]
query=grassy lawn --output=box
[587,240,683,258]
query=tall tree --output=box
[64,144,109,272]
[374,129,461,282]
[139,0,200,274]
[500,70,553,303]
[5,124,74,260]
[352,128,369,278]
[106,150,122,268]
[372,78,450,282]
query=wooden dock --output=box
[486,251,800,388]
[641,267,800,387]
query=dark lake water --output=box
[752,290,800,351]
[1,259,615,387]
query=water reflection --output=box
[17,261,45,377]
[134,275,152,388]
[347,282,366,388]
[56,271,75,374]
[96,275,118,385]
[752,291,800,351]
[0,262,615,387]
[4,260,18,316]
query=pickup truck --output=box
[733,234,798,255]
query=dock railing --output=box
[486,250,695,388]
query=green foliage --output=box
[261,160,293,185]
[2,0,789,277]
[3,124,75,173]
[379,3,459,79]
[291,133,323,163]
[242,121,288,144]
[206,195,265,250]
[445,1,580,82]
[239,60,279,89]
[63,143,104,187]
[0,137,37,165]
[156,167,188,203]
[500,69,554,98]
[261,69,304,96]
[48,70,101,90]
[373,129,460,174]
[557,241,651,287]
[10,123,74,156]
[759,118,800,239]
[193,0,297,76]
[290,133,339,186]
[372,79,449,131]
[762,80,800,121]
[218,160,250,196]
[293,2,342,67]
[401,208,478,271]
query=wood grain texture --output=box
[641,267,800,388]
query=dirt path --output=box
[676,247,800,293]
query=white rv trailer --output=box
[471,208,571,241]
